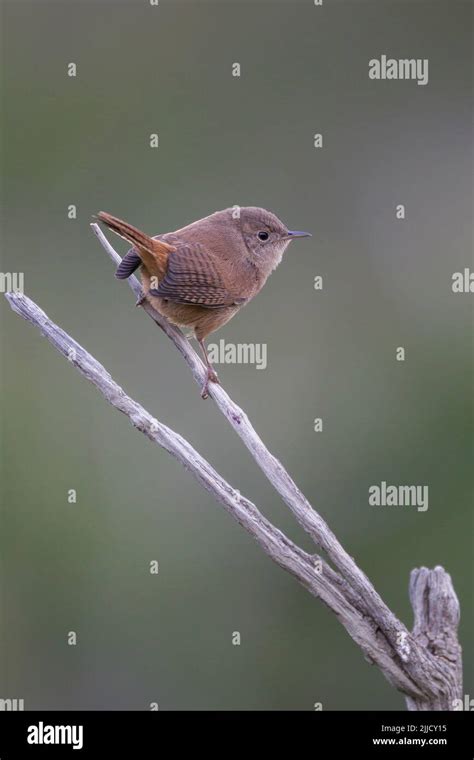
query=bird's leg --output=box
[135,291,147,307]
[198,339,220,399]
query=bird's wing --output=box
[150,243,242,309]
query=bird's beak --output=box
[287,230,312,239]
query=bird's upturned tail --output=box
[97,211,174,280]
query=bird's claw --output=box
[201,368,220,399]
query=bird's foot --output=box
[201,368,220,399]
[135,292,147,307]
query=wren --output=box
[97,207,311,398]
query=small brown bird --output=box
[98,207,311,397]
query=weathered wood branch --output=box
[4,287,462,710]
[89,223,463,708]
[406,567,462,710]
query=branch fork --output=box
[3,224,462,710]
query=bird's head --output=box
[238,206,311,272]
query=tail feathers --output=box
[97,211,175,280]
[97,212,155,254]
[114,249,141,279]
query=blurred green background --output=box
[0,0,472,710]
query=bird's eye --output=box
[257,231,269,241]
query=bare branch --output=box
[5,290,424,698]
[90,223,461,700]
[5,291,462,707]
[406,567,462,710]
